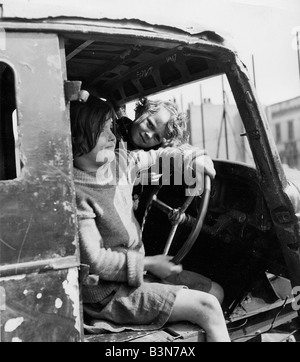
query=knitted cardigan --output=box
[74,145,205,303]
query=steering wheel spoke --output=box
[142,175,211,264]
[151,194,173,215]
[163,224,179,255]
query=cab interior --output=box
[63,29,297,341]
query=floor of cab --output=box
[84,322,206,342]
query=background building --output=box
[266,96,300,169]
[187,98,254,165]
[187,95,300,171]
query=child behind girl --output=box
[116,97,189,151]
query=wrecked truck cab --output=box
[0,6,300,342]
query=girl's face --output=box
[91,118,116,166]
[130,106,171,149]
[75,118,116,171]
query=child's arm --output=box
[77,199,144,287]
[129,144,215,193]
[78,216,183,284]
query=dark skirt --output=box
[83,270,211,334]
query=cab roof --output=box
[0,0,238,105]
[0,0,230,36]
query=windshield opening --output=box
[125,74,255,166]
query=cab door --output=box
[0,32,83,342]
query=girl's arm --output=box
[77,199,144,287]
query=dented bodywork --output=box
[0,30,81,341]
[1,268,82,342]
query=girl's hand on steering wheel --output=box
[144,255,182,279]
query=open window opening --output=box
[0,62,21,180]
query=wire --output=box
[228,318,248,331]
[230,296,289,342]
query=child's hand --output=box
[194,154,216,179]
[187,155,216,196]
[144,255,182,279]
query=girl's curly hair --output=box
[134,98,190,147]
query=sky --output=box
[143,0,300,108]
[3,0,300,108]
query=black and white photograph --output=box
[0,0,300,345]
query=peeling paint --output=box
[62,201,73,213]
[72,236,77,247]
[1,274,26,281]
[55,298,63,309]
[62,268,81,334]
[4,317,24,332]
[12,337,22,342]
[54,150,63,164]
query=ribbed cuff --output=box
[127,250,144,287]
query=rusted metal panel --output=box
[0,32,83,341]
[0,32,78,268]
[0,179,77,267]
[0,267,83,342]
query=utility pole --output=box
[222,75,229,159]
[297,31,300,89]
[199,83,205,149]
[216,75,229,159]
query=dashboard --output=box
[209,160,272,233]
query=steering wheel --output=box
[141,174,211,264]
